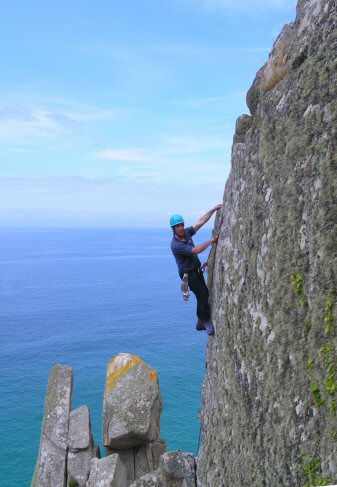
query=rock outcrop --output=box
[198,0,337,485]
[31,365,73,487]
[31,355,196,487]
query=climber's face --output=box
[173,223,185,239]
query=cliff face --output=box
[197,0,337,485]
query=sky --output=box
[0,0,297,228]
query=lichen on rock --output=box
[103,353,163,450]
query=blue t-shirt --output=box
[171,226,201,273]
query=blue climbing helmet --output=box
[170,214,184,227]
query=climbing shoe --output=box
[204,322,215,336]
[196,319,206,331]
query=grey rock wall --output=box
[197,0,337,485]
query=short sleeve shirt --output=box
[171,226,201,273]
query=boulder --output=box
[87,455,127,487]
[160,451,196,487]
[130,451,196,487]
[103,353,162,449]
[67,406,91,451]
[31,364,73,487]
[67,406,100,487]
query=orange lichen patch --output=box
[105,353,143,395]
[149,370,157,382]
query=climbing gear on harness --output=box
[204,322,215,336]
[181,273,190,301]
[201,213,224,273]
[170,214,184,227]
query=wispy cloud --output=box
[176,0,296,13]
[0,176,124,188]
[93,133,230,165]
[155,44,270,58]
[179,92,246,108]
[94,148,153,163]
[0,108,73,144]
[0,95,126,145]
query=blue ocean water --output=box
[0,228,210,487]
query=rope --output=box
[201,213,224,273]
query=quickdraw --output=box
[181,273,190,301]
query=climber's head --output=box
[170,214,185,236]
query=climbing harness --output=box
[201,214,224,273]
[181,273,190,301]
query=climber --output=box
[170,204,222,336]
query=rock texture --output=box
[103,353,163,449]
[87,455,127,487]
[108,439,167,485]
[129,470,163,487]
[31,365,73,487]
[130,451,196,487]
[198,0,337,485]
[160,451,196,487]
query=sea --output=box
[0,228,210,487]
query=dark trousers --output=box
[180,268,211,322]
